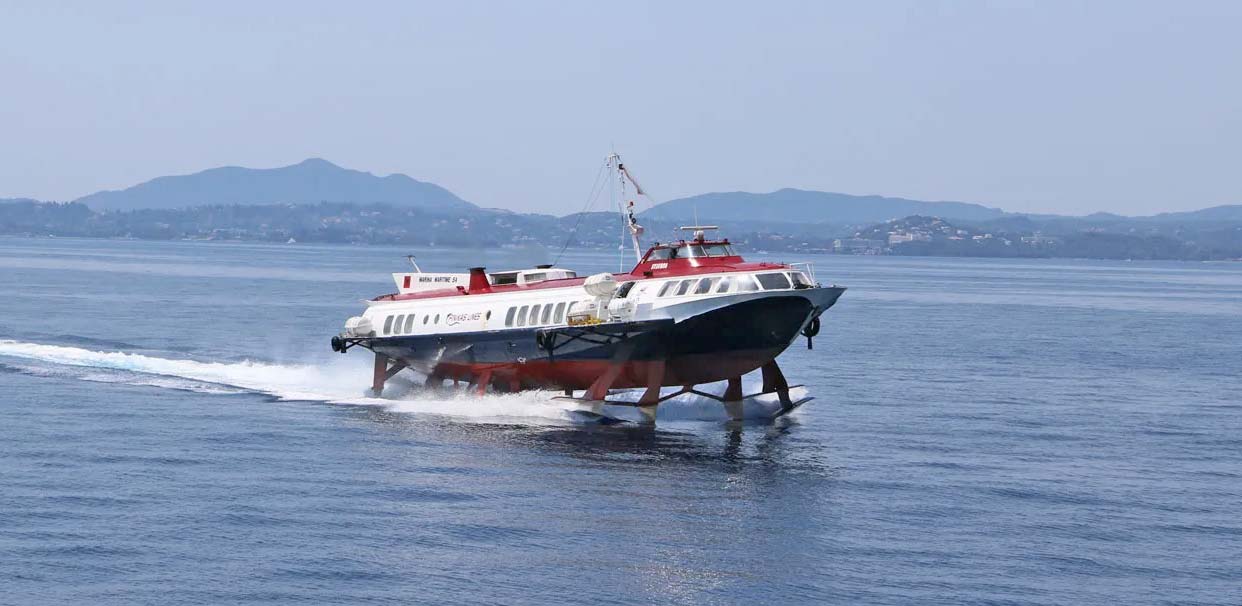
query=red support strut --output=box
[372,353,390,396]
[637,360,666,406]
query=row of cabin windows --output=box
[504,301,569,328]
[656,272,800,298]
[379,271,808,335]
[381,310,492,336]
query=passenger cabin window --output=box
[554,302,566,323]
[736,275,759,292]
[675,279,694,296]
[694,277,718,294]
[528,305,541,325]
[523,272,547,284]
[716,278,732,293]
[383,316,394,335]
[757,273,792,290]
[540,304,553,324]
[393,315,405,334]
[404,315,415,333]
[790,272,812,289]
[516,305,529,327]
[491,272,519,285]
[505,307,517,327]
[658,281,675,297]
[616,282,635,298]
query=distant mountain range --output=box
[2,158,1239,260]
[643,189,1008,224]
[11,157,1237,224]
[643,189,1242,226]
[71,158,474,212]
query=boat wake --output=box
[0,340,804,425]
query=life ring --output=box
[801,316,821,338]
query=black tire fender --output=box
[801,316,821,338]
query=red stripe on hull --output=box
[433,348,783,391]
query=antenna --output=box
[405,255,422,273]
[608,152,646,265]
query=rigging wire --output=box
[551,161,608,267]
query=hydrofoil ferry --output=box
[330,155,845,423]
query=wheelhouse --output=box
[640,241,739,262]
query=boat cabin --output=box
[629,227,747,276]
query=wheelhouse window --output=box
[505,307,516,327]
[644,248,674,261]
[756,273,792,290]
[516,305,529,327]
[645,243,736,261]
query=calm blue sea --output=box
[1,237,1240,605]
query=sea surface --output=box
[1,237,1239,605]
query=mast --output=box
[607,153,646,264]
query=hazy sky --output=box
[2,1,1240,216]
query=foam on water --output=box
[0,339,801,424]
